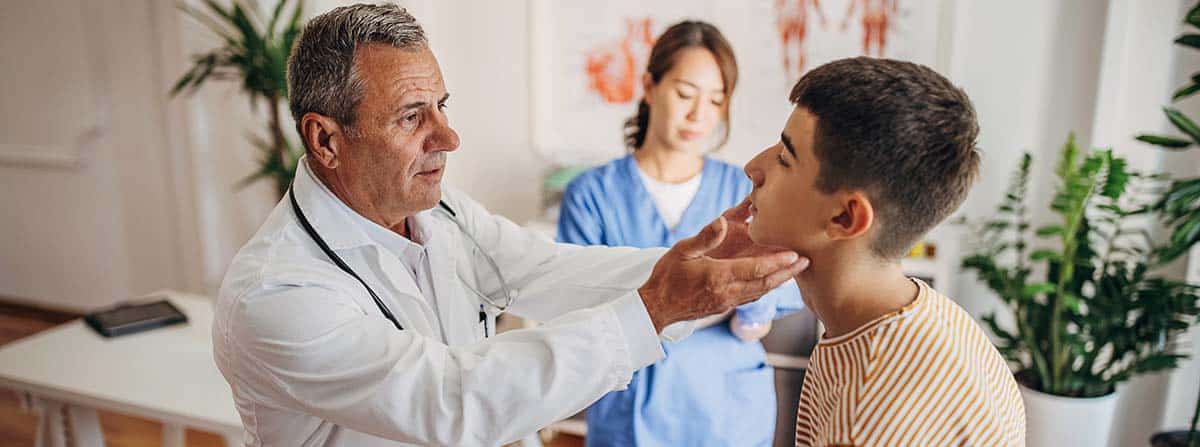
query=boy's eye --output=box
[777,152,791,167]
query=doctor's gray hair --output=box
[287,3,427,142]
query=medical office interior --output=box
[1,0,1199,446]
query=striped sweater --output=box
[795,279,1025,446]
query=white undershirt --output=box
[348,208,439,329]
[634,164,703,230]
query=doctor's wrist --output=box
[637,285,671,333]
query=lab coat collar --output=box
[292,156,388,252]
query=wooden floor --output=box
[0,299,582,447]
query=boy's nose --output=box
[744,156,764,187]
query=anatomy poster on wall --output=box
[531,0,949,166]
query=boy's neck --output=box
[795,249,919,338]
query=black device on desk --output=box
[85,299,188,337]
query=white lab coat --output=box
[213,162,677,446]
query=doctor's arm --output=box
[222,280,665,446]
[446,188,807,329]
[222,234,802,446]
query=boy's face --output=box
[744,107,843,254]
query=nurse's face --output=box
[643,47,727,153]
[743,107,837,254]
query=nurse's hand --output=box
[638,217,810,333]
[706,198,785,261]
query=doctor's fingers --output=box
[722,197,753,222]
[721,261,807,306]
[677,216,728,259]
[721,250,805,280]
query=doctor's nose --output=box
[426,119,461,154]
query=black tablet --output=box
[84,299,188,338]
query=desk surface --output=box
[0,291,241,434]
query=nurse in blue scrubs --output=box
[557,21,803,447]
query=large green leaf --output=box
[1176,34,1200,50]
[1136,134,1193,149]
[1172,82,1200,101]
[1165,107,1200,145]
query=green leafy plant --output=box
[1137,3,1200,445]
[962,134,1200,399]
[171,0,304,197]
[1137,2,1200,265]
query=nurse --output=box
[558,21,804,447]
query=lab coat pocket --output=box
[723,362,777,446]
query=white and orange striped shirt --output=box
[795,279,1025,447]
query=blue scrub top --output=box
[558,154,803,447]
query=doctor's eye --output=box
[401,113,421,128]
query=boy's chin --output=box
[747,222,786,249]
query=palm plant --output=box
[1137,3,1200,446]
[1137,1,1200,264]
[171,0,304,197]
[962,134,1200,400]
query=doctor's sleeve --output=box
[220,281,664,446]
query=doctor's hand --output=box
[638,217,810,333]
[705,198,788,261]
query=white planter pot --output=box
[1020,382,1118,447]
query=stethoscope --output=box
[289,188,515,338]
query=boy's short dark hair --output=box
[790,57,980,259]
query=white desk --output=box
[0,291,242,447]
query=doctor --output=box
[212,4,809,447]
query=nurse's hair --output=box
[624,21,738,152]
[287,3,427,144]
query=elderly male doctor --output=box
[214,4,807,446]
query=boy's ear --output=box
[300,112,345,170]
[826,191,875,241]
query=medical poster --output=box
[531,0,949,166]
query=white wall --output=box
[1,0,1196,439]
[0,0,190,310]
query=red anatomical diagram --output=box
[585,17,656,104]
[776,0,827,81]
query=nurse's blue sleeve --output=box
[557,178,603,245]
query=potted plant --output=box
[172,0,305,197]
[1138,3,1200,446]
[962,134,1200,446]
[1149,387,1198,447]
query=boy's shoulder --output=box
[878,284,1002,359]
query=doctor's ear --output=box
[300,112,345,169]
[826,191,875,242]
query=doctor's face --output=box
[338,44,460,218]
[643,47,728,153]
